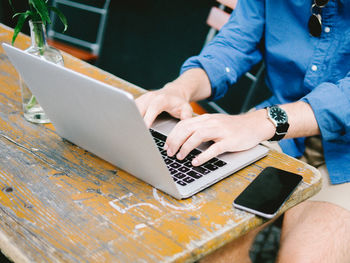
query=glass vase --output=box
[19,20,64,123]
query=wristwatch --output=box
[266,105,290,141]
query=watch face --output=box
[269,106,287,124]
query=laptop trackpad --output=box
[151,113,177,135]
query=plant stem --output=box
[32,22,45,55]
[26,20,46,110]
[26,95,37,109]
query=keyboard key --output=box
[214,160,227,167]
[178,166,190,173]
[190,149,202,156]
[159,135,167,141]
[169,168,177,175]
[157,141,165,147]
[150,129,167,141]
[204,163,218,171]
[187,171,202,179]
[208,157,219,164]
[170,163,181,169]
[193,166,210,175]
[172,177,178,182]
[168,155,178,160]
[176,180,187,186]
[183,177,195,183]
[164,158,173,165]
[174,173,186,179]
[184,161,193,168]
[186,154,195,161]
[175,157,186,163]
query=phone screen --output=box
[233,166,303,218]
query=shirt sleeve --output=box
[301,71,350,142]
[180,0,265,100]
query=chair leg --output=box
[204,28,218,46]
[240,64,265,113]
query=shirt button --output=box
[311,65,318,71]
[324,27,331,33]
[225,67,230,73]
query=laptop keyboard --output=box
[150,129,227,187]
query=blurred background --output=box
[0,0,269,114]
[1,0,209,88]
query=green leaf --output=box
[29,0,51,25]
[49,6,68,32]
[8,0,15,12]
[12,12,23,18]
[11,11,32,45]
[9,0,67,44]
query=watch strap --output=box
[269,122,290,141]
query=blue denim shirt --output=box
[181,0,350,184]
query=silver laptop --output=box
[3,43,269,199]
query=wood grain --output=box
[0,23,321,263]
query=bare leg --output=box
[277,200,350,263]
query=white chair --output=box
[47,0,111,63]
[204,0,237,46]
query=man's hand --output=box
[164,110,275,166]
[136,83,193,128]
[135,68,212,128]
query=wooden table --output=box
[0,23,321,263]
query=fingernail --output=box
[167,149,173,156]
[192,158,199,166]
[177,153,183,160]
[164,144,168,150]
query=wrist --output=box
[164,80,192,102]
[247,109,276,142]
[173,68,211,101]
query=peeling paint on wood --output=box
[0,24,321,263]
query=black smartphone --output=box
[233,166,303,219]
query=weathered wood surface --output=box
[0,23,321,263]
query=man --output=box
[136,0,350,262]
